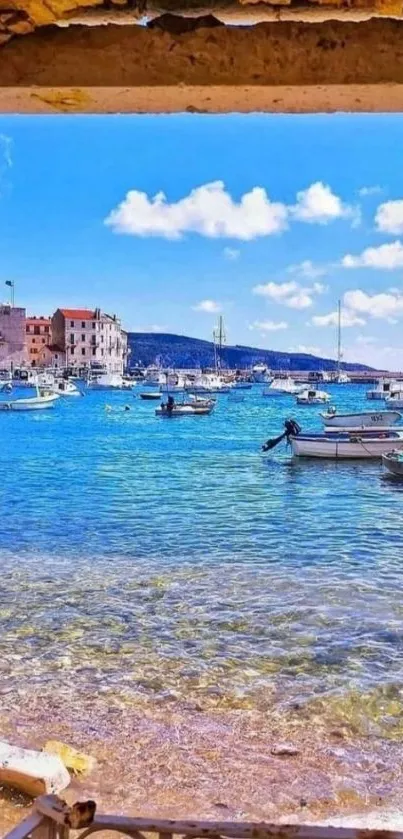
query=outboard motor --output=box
[262,418,301,452]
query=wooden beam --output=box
[1,18,403,113]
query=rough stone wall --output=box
[0,0,403,48]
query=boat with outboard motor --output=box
[140,391,161,400]
[321,408,402,430]
[262,419,403,459]
[296,388,330,405]
[156,394,215,417]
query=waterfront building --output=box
[26,316,51,367]
[0,305,28,369]
[51,307,127,373]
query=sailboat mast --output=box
[337,299,342,375]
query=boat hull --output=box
[321,410,402,428]
[291,433,403,459]
[0,395,59,411]
[383,452,403,477]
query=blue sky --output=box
[1,114,403,367]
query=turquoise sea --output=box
[1,382,403,710]
[1,382,403,823]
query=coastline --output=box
[1,693,403,835]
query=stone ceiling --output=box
[1,0,402,46]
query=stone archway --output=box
[1,0,403,113]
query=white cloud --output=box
[343,289,403,322]
[249,319,288,332]
[287,260,327,280]
[252,279,325,310]
[311,310,365,328]
[105,181,288,241]
[375,200,403,235]
[192,299,221,313]
[291,182,354,225]
[359,186,382,197]
[342,240,403,269]
[106,180,359,241]
[223,247,240,261]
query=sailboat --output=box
[333,300,351,384]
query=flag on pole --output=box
[5,281,13,287]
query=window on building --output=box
[92,322,96,330]
[92,348,96,356]
[45,326,49,334]
[42,338,46,344]
[81,348,86,356]
[70,334,74,344]
[70,320,74,327]
[81,321,86,328]
[81,334,85,342]
[32,338,36,344]
[34,325,40,335]
[25,325,29,334]
[101,349,104,356]
[55,354,58,360]
[101,335,104,343]
[70,347,75,355]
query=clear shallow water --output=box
[1,383,403,732]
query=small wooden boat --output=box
[290,430,403,459]
[296,388,330,405]
[52,380,82,397]
[156,397,215,417]
[383,449,403,477]
[321,409,402,429]
[140,392,161,400]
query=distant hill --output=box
[127,332,373,372]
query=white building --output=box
[51,308,127,373]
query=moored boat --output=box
[385,391,403,409]
[52,379,82,397]
[296,388,330,405]
[0,386,59,411]
[290,430,403,459]
[263,377,303,397]
[140,391,161,400]
[383,449,403,478]
[366,378,401,400]
[156,395,215,417]
[321,409,402,429]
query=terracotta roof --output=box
[59,309,95,320]
[26,316,51,325]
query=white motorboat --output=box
[52,379,82,397]
[88,372,124,390]
[290,430,403,459]
[333,372,351,384]
[385,391,403,409]
[186,373,231,394]
[0,386,59,412]
[233,381,252,390]
[296,388,330,405]
[251,364,272,384]
[366,378,401,400]
[321,409,402,429]
[159,373,188,394]
[383,450,403,478]
[263,377,303,397]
